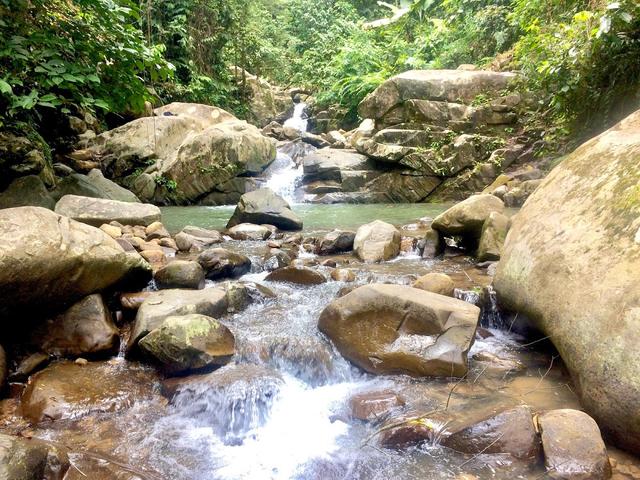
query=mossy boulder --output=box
[494,108,640,454]
[139,314,235,375]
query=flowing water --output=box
[0,212,602,479]
[3,113,636,478]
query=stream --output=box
[2,110,632,480]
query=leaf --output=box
[0,79,12,95]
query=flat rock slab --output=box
[55,194,161,227]
[538,409,612,480]
[20,361,158,424]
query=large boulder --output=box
[432,193,504,240]
[318,284,479,377]
[302,149,375,183]
[226,188,303,231]
[0,175,55,210]
[55,195,161,227]
[30,294,119,357]
[128,287,229,350]
[139,314,235,375]
[358,70,518,123]
[0,207,151,318]
[86,169,140,202]
[88,103,276,204]
[353,220,401,262]
[537,409,611,479]
[493,110,640,453]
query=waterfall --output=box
[283,102,308,132]
[263,102,310,204]
[263,151,304,204]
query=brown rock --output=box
[30,294,119,357]
[197,248,251,280]
[330,269,356,282]
[318,284,479,377]
[442,406,540,460]
[20,361,157,423]
[265,266,326,285]
[538,409,612,480]
[412,273,455,296]
[154,260,205,290]
[120,291,153,311]
[350,390,404,422]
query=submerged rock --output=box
[265,266,326,285]
[154,260,205,290]
[493,109,640,453]
[30,294,119,357]
[353,220,401,262]
[441,406,540,460]
[162,363,284,444]
[318,284,479,377]
[349,390,405,422]
[197,248,252,280]
[0,207,151,318]
[54,194,161,227]
[537,409,611,479]
[226,188,303,231]
[20,361,157,423]
[139,314,235,375]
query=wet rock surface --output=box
[265,266,327,285]
[197,248,252,280]
[20,361,158,424]
[538,409,612,480]
[318,284,479,377]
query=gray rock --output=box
[0,175,55,210]
[55,194,161,227]
[226,188,302,231]
[197,248,252,280]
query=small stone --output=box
[75,358,88,366]
[412,273,455,297]
[330,269,356,282]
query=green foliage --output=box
[513,0,640,130]
[0,0,173,126]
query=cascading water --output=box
[263,102,311,204]
[283,102,308,132]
